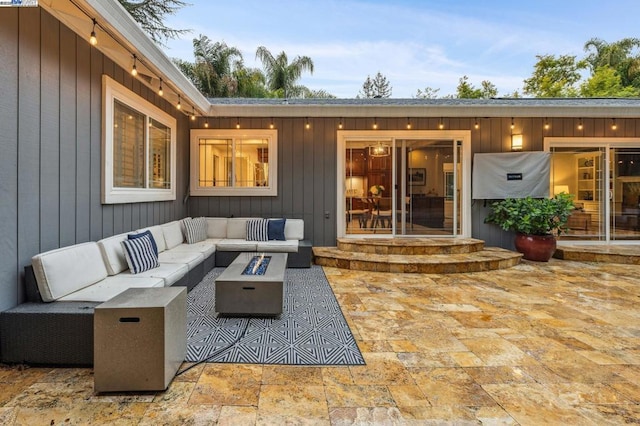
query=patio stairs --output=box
[554,244,640,264]
[312,238,522,274]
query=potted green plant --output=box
[484,193,574,261]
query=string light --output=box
[269,118,274,129]
[176,94,181,110]
[158,78,163,96]
[510,117,515,130]
[190,106,196,121]
[438,118,444,129]
[578,118,583,130]
[236,118,240,129]
[131,54,138,76]
[474,118,479,130]
[612,118,617,130]
[544,118,550,130]
[89,18,97,46]
[406,118,412,129]
[373,118,378,130]
[338,119,343,129]
[305,118,310,129]
[204,118,209,128]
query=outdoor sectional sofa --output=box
[0,217,311,366]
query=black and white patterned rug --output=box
[185,266,365,365]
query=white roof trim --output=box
[40,0,210,115]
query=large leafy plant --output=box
[484,193,574,236]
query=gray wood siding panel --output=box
[0,8,189,310]
[0,9,19,310]
[76,39,92,243]
[39,12,61,252]
[59,26,77,247]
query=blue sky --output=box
[164,0,640,98]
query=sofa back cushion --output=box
[284,219,304,240]
[182,217,207,244]
[162,221,184,249]
[32,242,108,302]
[97,233,129,275]
[136,225,167,253]
[226,218,250,239]
[246,218,269,241]
[206,217,228,238]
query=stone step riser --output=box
[336,238,485,255]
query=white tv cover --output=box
[472,151,550,199]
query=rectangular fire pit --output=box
[214,252,288,316]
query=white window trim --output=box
[190,129,278,196]
[101,75,177,204]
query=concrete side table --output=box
[94,287,186,392]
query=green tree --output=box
[358,72,392,98]
[302,88,337,98]
[584,37,640,88]
[117,0,189,46]
[174,36,244,97]
[523,54,586,97]
[234,67,270,98]
[580,66,640,97]
[455,75,497,98]
[255,46,314,98]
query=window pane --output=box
[199,139,232,187]
[149,118,171,189]
[113,100,145,188]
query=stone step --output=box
[554,244,640,264]
[313,246,522,274]
[336,237,485,255]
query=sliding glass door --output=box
[343,135,465,237]
[548,139,640,243]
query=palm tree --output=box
[584,38,640,87]
[255,46,314,98]
[191,36,244,97]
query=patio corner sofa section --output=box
[0,217,311,366]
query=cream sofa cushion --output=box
[226,218,250,239]
[32,242,108,302]
[206,218,228,238]
[58,275,164,302]
[117,263,188,287]
[158,250,204,270]
[284,219,304,240]
[216,239,258,252]
[256,240,299,253]
[97,233,129,275]
[162,221,184,250]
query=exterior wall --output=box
[190,116,640,249]
[0,8,189,311]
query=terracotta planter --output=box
[514,233,557,262]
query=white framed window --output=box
[190,129,278,196]
[102,75,176,204]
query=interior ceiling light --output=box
[89,18,97,46]
[369,141,390,157]
[131,54,138,76]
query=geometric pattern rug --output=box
[185,266,365,365]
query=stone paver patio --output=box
[1,258,639,424]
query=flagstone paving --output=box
[1,258,639,424]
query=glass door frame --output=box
[545,136,640,244]
[337,130,472,238]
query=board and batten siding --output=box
[0,7,189,311]
[189,115,640,250]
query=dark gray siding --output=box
[0,8,188,311]
[189,116,640,249]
